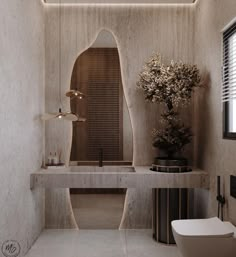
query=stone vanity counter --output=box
[30,166,209,189]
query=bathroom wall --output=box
[194,0,236,223]
[0,0,45,256]
[45,4,195,167]
[44,3,195,228]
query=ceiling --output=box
[44,0,196,4]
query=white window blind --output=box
[223,21,236,134]
[222,22,236,103]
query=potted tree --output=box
[137,53,201,244]
[137,53,201,171]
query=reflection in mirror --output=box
[69,30,133,229]
[70,30,133,166]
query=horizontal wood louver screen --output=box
[70,48,123,161]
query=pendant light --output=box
[41,0,79,122]
[65,89,85,100]
[41,108,79,121]
[65,1,86,102]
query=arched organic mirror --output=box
[69,30,133,166]
[69,30,133,229]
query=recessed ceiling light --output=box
[44,0,196,4]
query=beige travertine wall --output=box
[1,0,236,249]
[44,3,195,228]
[0,0,45,256]
[45,4,195,166]
[194,0,236,223]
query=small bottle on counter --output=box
[47,152,53,165]
[52,152,59,165]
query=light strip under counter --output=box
[30,166,209,189]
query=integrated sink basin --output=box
[70,165,135,173]
[70,161,132,166]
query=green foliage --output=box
[152,110,192,157]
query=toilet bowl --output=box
[171,217,236,257]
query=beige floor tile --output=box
[25,230,180,257]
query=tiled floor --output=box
[25,230,181,257]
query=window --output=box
[223,21,236,139]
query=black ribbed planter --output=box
[152,157,191,244]
[153,157,188,172]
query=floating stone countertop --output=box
[30,166,209,189]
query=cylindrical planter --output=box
[152,157,191,244]
[153,157,188,172]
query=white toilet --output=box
[171,217,236,257]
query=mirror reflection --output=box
[70,30,133,166]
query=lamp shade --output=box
[66,89,85,100]
[41,108,79,122]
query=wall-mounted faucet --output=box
[99,148,103,167]
[216,176,225,221]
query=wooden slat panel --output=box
[70,48,123,161]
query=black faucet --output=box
[99,148,103,167]
[216,176,225,221]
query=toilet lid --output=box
[172,217,234,238]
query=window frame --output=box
[223,102,236,139]
[223,21,236,140]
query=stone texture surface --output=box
[45,188,78,229]
[32,166,207,229]
[193,0,236,225]
[2,0,236,254]
[25,229,181,257]
[31,167,209,189]
[44,167,78,229]
[44,3,195,229]
[0,0,45,256]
